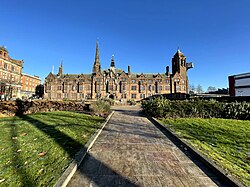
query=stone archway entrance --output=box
[109,94,114,100]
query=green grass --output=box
[0,111,104,187]
[160,118,250,186]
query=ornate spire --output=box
[92,40,101,74]
[95,40,100,63]
[110,55,115,67]
[58,60,63,76]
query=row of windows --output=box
[23,87,35,92]
[57,85,91,91]
[1,61,21,73]
[129,94,146,99]
[131,79,179,84]
[56,93,88,99]
[54,93,148,100]
[49,84,185,92]
[0,73,39,84]
[128,79,171,84]
[0,71,20,82]
[132,85,185,91]
[57,84,124,92]
[58,79,92,84]
[58,78,127,83]
[24,82,38,86]
[24,78,40,83]
[50,89,188,100]
[53,78,184,85]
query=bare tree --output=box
[207,86,217,93]
[197,84,204,94]
[189,84,196,94]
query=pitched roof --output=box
[130,73,167,79]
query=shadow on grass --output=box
[35,111,94,120]
[19,115,85,158]
[32,112,103,129]
[169,121,247,147]
[10,118,34,186]
[13,114,138,186]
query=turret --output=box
[110,55,115,67]
[110,55,115,72]
[172,49,187,77]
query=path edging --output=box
[53,111,114,187]
[146,114,243,187]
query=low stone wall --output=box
[0,100,88,117]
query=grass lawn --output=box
[0,111,104,187]
[161,118,250,186]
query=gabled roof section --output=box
[172,72,183,79]
[118,71,128,77]
[115,68,123,74]
[46,72,55,79]
[130,73,166,79]
[78,74,85,78]
[61,73,92,79]
[154,73,163,78]
[137,73,146,78]
[95,71,103,78]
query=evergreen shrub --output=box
[141,96,250,120]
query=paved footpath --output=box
[67,106,223,187]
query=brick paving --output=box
[67,106,222,187]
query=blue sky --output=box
[1,0,250,90]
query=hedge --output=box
[142,97,250,120]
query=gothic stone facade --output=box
[44,43,192,101]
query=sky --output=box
[1,0,250,91]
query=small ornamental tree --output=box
[35,84,44,98]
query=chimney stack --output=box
[128,65,131,75]
[166,66,170,76]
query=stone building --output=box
[44,42,193,101]
[0,46,23,99]
[21,73,41,98]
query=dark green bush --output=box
[142,97,250,120]
[222,101,250,120]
